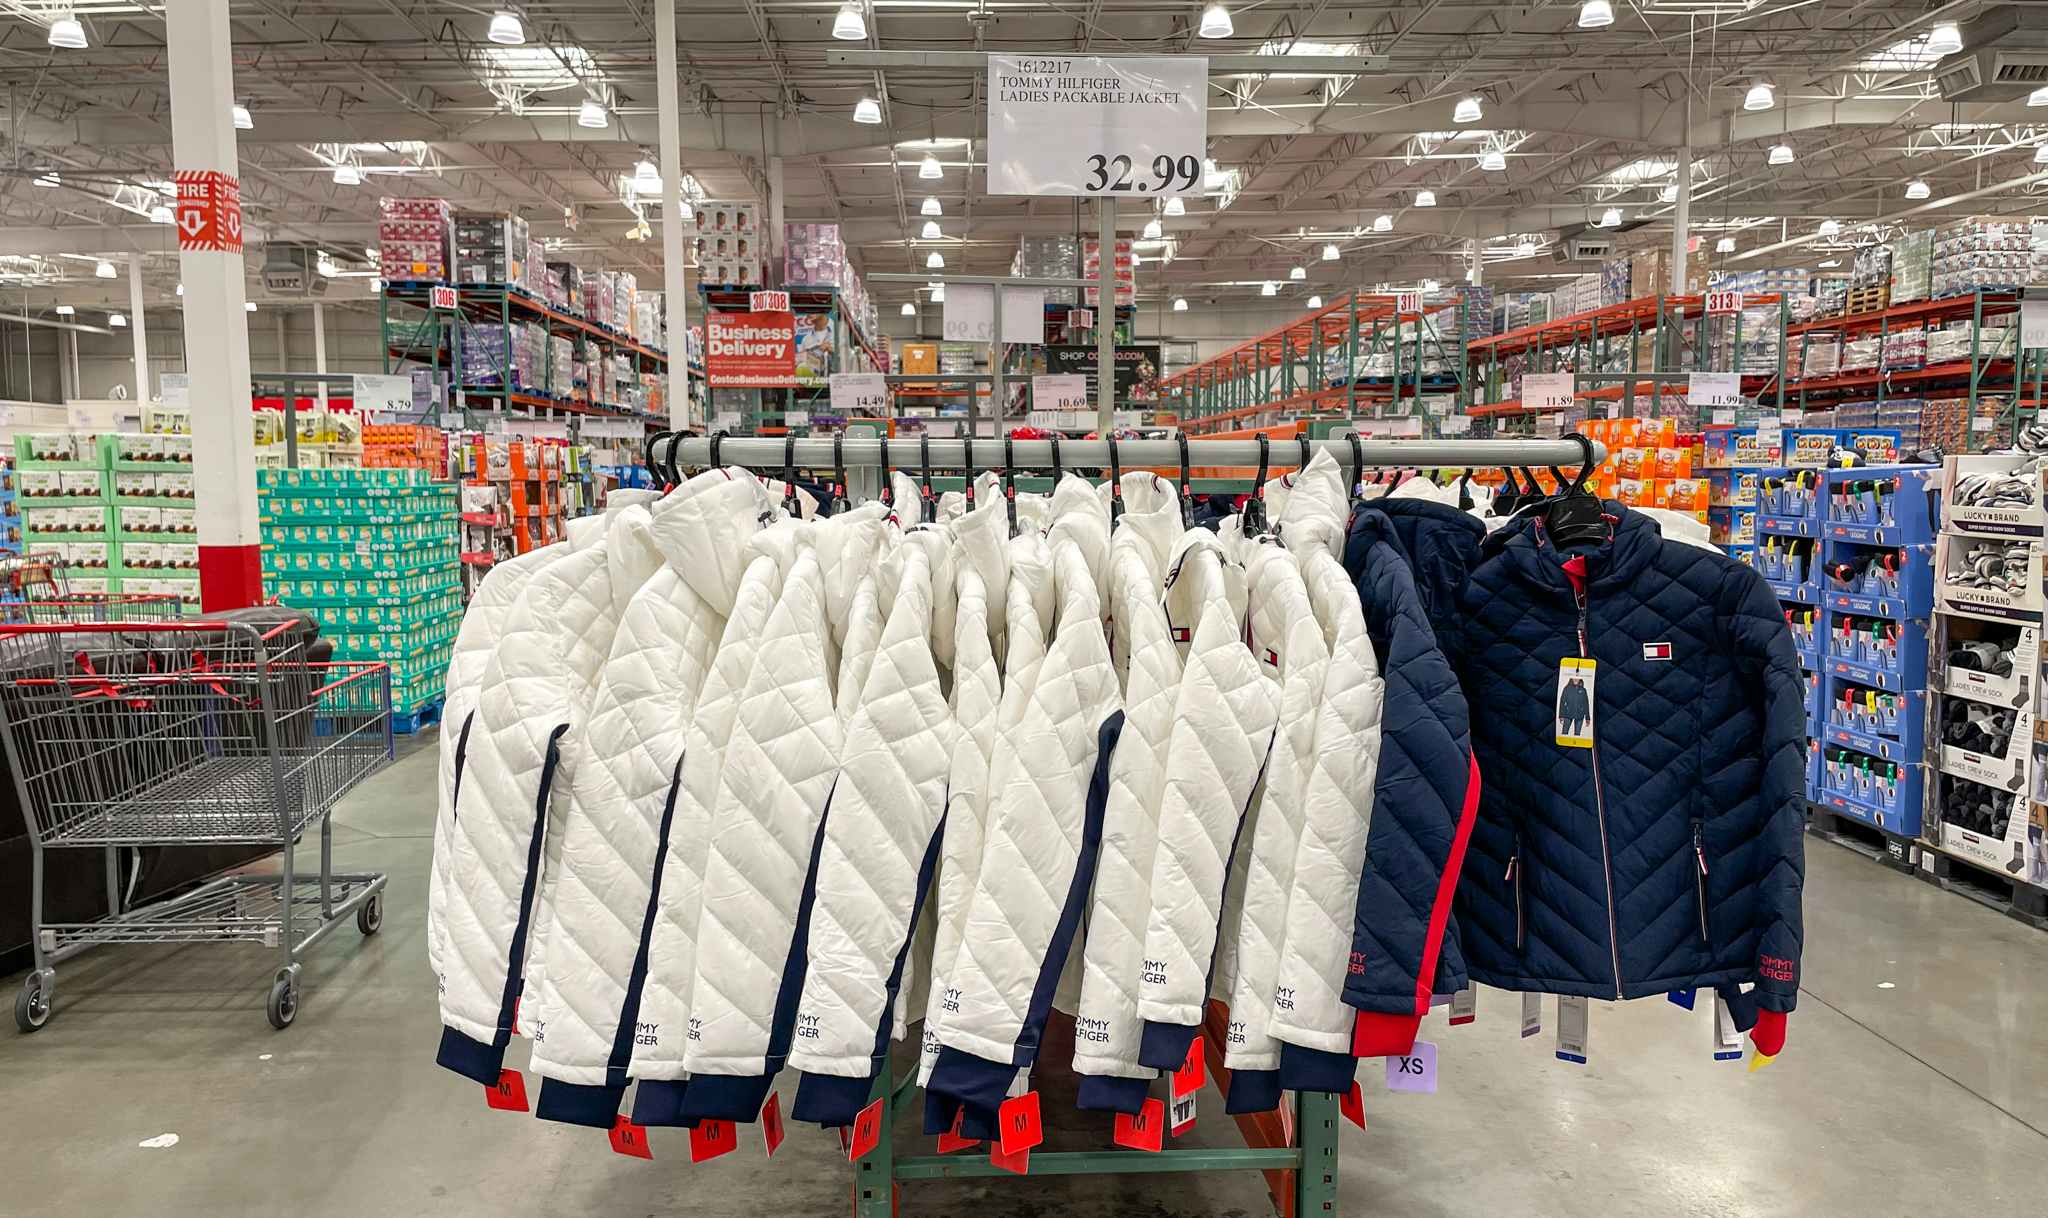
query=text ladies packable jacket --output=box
[522,471,770,1125]
[790,524,960,1125]
[434,502,663,1088]
[1447,504,1805,1051]
[1071,475,1187,1111]
[680,506,891,1122]
[928,477,1120,1130]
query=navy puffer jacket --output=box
[1442,503,1806,1027]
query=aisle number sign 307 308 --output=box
[986,56,1208,197]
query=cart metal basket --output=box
[4,613,393,1031]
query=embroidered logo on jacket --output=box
[1075,1017,1111,1043]
[1643,642,1673,661]
[1759,954,1796,983]
[1141,959,1167,985]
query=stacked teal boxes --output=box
[258,466,461,718]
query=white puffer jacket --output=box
[522,471,770,1126]
[680,505,889,1123]
[432,501,662,1088]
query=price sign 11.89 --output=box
[1521,372,1576,412]
[986,56,1208,198]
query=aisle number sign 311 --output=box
[986,56,1207,197]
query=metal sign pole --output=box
[1098,196,1115,434]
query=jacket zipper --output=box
[1691,819,1710,944]
[1575,585,1625,1000]
[1505,839,1525,951]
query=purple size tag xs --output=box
[1385,1040,1438,1095]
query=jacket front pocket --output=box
[1691,819,1710,945]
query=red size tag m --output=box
[936,1106,980,1154]
[484,1068,529,1112]
[848,1098,884,1162]
[689,1119,736,1163]
[761,1092,785,1158]
[998,1090,1044,1155]
[1172,1039,1206,1098]
[989,1142,1032,1175]
[610,1115,653,1160]
[1113,1098,1165,1153]
[1340,1082,1368,1130]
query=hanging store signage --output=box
[1040,344,1162,403]
[1032,374,1090,413]
[1687,370,1744,410]
[1705,289,1743,317]
[350,373,412,415]
[941,285,1049,345]
[705,311,797,388]
[1068,308,1094,331]
[429,285,458,310]
[1395,291,1422,315]
[750,290,792,313]
[173,169,243,253]
[2021,297,2048,350]
[986,55,1207,197]
[830,372,889,415]
[1521,371,1576,412]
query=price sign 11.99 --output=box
[986,56,1208,198]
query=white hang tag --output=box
[1520,992,1542,1039]
[1555,996,1589,1064]
[1712,994,1745,1062]
[1448,987,1476,1026]
[1169,1089,1198,1136]
[1007,1068,1034,1099]
[1555,658,1596,748]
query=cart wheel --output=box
[14,973,50,1033]
[356,894,383,936]
[266,971,300,1030]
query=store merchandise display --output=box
[378,195,454,283]
[1929,217,2046,298]
[16,430,198,603]
[453,437,584,591]
[259,466,460,721]
[454,211,530,287]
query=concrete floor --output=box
[2,736,2044,1217]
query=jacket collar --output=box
[1484,499,1662,597]
[648,467,774,618]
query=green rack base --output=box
[853,1019,1340,1217]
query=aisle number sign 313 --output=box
[986,56,1208,197]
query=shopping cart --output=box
[3,615,393,1032]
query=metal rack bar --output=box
[662,435,1605,470]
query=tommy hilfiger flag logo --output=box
[1643,642,1673,661]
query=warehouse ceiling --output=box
[0,0,2043,315]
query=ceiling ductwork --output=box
[1932,8,2048,101]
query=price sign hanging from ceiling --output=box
[986,56,1208,197]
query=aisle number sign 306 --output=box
[986,56,1208,197]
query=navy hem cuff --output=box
[793,1071,875,1128]
[678,1071,776,1124]
[1137,1019,1199,1071]
[535,1078,625,1128]
[1224,1069,1282,1114]
[1075,1074,1151,1115]
[927,1046,1019,1116]
[1278,1043,1357,1095]
[435,1026,505,1087]
[630,1079,697,1128]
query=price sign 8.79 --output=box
[987,56,1208,198]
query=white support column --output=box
[127,255,149,400]
[1467,236,1483,286]
[767,156,786,266]
[168,0,260,610]
[57,325,73,402]
[1671,143,1692,294]
[66,329,79,403]
[313,300,327,409]
[656,0,692,429]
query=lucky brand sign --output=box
[706,310,797,388]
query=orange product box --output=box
[1665,478,1708,511]
[1614,447,1648,479]
[1655,446,1692,478]
[1612,478,1651,507]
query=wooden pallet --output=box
[1914,838,2048,930]
[1842,285,1891,317]
[1806,804,1917,872]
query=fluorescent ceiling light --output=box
[853,97,882,125]
[1599,207,1622,227]
[1453,96,1483,124]
[54,304,73,316]
[2036,144,2048,164]
[2032,86,2048,107]
[1260,281,1277,296]
[1905,179,1930,199]
[833,2,866,40]
[32,172,58,188]
[1479,149,1506,172]
[1307,294,1323,309]
[921,220,942,240]
[1415,189,1436,207]
[1818,219,1840,238]
[1199,3,1233,39]
[233,104,253,130]
[1289,266,1306,281]
[1163,196,1185,216]
[920,196,941,216]
[1925,21,1962,56]
[1660,184,1678,203]
[1172,297,1187,312]
[578,97,609,128]
[918,151,943,179]
[175,283,183,296]
[109,312,125,327]
[1715,236,1735,253]
[1373,214,1392,232]
[1767,143,1794,166]
[1743,81,1774,111]
[926,250,944,268]
[1322,243,1340,261]
[1578,0,1614,29]
[930,284,945,302]
[148,203,173,224]
[632,159,661,192]
[1818,258,1840,268]
[48,15,85,49]
[333,163,362,186]
[1143,217,1162,240]
[901,301,915,316]
[94,260,115,279]
[246,301,258,312]
[1421,278,1441,293]
[1517,239,1537,257]
[487,11,524,45]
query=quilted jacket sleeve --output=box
[1723,563,1806,1015]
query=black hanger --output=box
[829,433,850,515]
[1299,437,1313,481]
[1051,433,1065,485]
[709,430,725,478]
[666,432,688,486]
[919,434,935,523]
[1108,438,1124,523]
[1003,437,1019,537]
[782,434,800,517]
[1346,432,1365,503]
[1242,433,1271,534]
[646,429,672,486]
[879,436,895,509]
[963,435,977,510]
[1542,433,1610,548]
[1176,432,1194,528]
[1457,467,1475,511]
